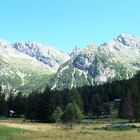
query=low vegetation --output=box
[0,124,31,140]
[0,119,140,140]
[1,63,140,139]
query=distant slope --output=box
[50,34,140,90]
[0,40,70,92]
[1,34,140,92]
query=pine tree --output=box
[131,80,140,121]
[12,92,26,116]
[26,90,40,121]
[0,86,7,116]
[69,88,83,111]
[7,90,14,111]
[7,90,15,117]
[91,93,101,118]
[121,90,134,122]
[61,101,82,128]
[36,86,54,122]
[53,106,63,123]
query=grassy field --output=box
[0,124,32,140]
[0,119,140,140]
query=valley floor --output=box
[0,119,140,140]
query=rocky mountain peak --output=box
[0,39,9,47]
[12,41,70,69]
[70,46,82,57]
[116,33,140,48]
[1,34,140,91]
[50,34,140,90]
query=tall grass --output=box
[0,120,140,140]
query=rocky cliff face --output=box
[50,34,140,90]
[1,34,140,92]
[0,40,69,92]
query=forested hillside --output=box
[0,72,140,122]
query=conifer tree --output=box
[26,90,40,121]
[61,101,82,128]
[121,90,134,122]
[53,106,63,123]
[12,92,26,116]
[91,93,101,118]
[69,88,83,111]
[36,86,54,122]
[131,81,140,121]
[0,86,7,116]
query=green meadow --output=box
[0,119,140,140]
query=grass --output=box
[0,119,140,140]
[0,125,31,140]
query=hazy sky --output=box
[0,0,140,52]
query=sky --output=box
[0,0,140,52]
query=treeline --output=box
[0,72,140,122]
[0,87,26,117]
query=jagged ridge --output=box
[0,40,70,92]
[50,34,140,90]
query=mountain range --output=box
[1,33,140,92]
[0,40,69,92]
